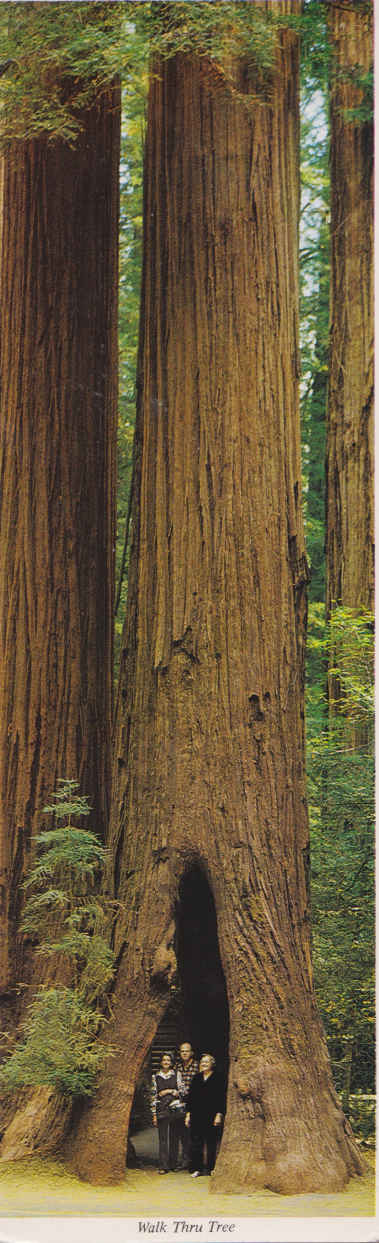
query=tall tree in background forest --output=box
[309,0,374,1111]
[326,0,373,637]
[67,2,363,1193]
[0,6,120,1001]
[300,83,329,611]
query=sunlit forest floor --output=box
[0,1128,374,1218]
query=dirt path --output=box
[0,1129,375,1219]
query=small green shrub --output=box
[341,1093,376,1142]
[0,780,116,1097]
[0,987,109,1097]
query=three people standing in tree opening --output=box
[151,1046,225,1176]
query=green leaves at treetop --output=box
[0,2,130,142]
[0,2,371,142]
[0,0,334,144]
[143,1,278,74]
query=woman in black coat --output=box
[185,1053,226,1176]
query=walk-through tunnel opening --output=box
[175,863,230,1073]
[129,863,229,1145]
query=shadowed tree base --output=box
[0,1088,72,1162]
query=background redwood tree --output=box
[67,5,363,1193]
[0,81,120,999]
[326,0,373,639]
[315,0,374,1117]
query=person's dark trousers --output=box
[157,1115,178,1171]
[204,1123,220,1173]
[189,1124,219,1174]
[177,1118,190,1168]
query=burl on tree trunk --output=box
[65,28,363,1194]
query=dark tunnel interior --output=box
[174,862,229,1073]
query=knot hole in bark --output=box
[248,693,265,722]
[172,627,199,669]
[248,693,270,772]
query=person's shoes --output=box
[190,1170,201,1177]
[158,1169,168,1175]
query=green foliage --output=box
[345,1093,375,1141]
[306,608,375,1094]
[142,1,278,79]
[0,781,115,1097]
[0,988,109,1097]
[0,1,314,145]
[22,780,107,926]
[328,0,373,127]
[327,607,374,719]
[0,3,128,142]
[300,38,374,1096]
[336,64,373,126]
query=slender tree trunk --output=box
[326,0,374,640]
[341,1036,354,1118]
[0,85,120,998]
[305,219,329,606]
[67,14,363,1193]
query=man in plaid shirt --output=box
[176,1042,199,1169]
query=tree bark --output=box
[67,16,363,1193]
[326,0,374,627]
[0,85,120,997]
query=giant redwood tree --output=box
[326,0,374,631]
[0,79,120,998]
[67,4,363,1193]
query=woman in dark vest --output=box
[185,1053,226,1176]
[151,1051,181,1173]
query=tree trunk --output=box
[326,0,374,637]
[341,1037,354,1119]
[67,19,363,1193]
[0,85,120,998]
[305,218,329,607]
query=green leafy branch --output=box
[0,780,118,1098]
